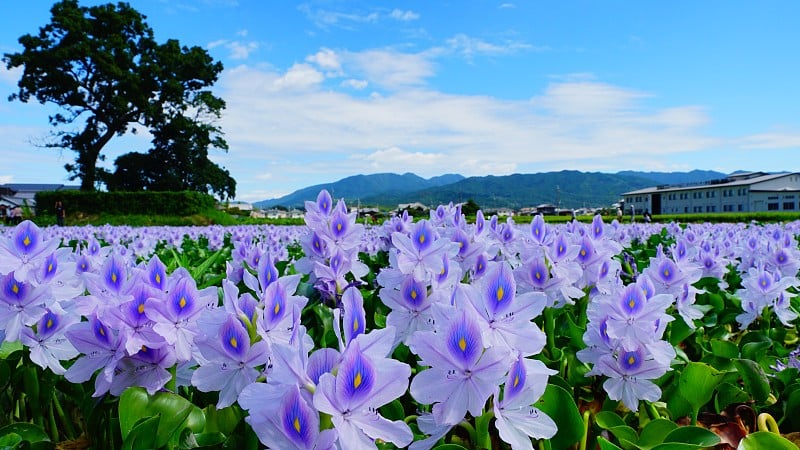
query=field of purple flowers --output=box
[1,189,800,450]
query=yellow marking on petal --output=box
[459,337,467,352]
[141,345,148,353]
[274,302,281,315]
[513,375,519,388]
[628,355,636,365]
[12,283,19,294]
[138,303,145,314]
[46,318,53,329]
[23,235,31,247]
[155,273,161,284]
[629,297,636,309]
[179,297,187,308]
[535,271,541,280]
[99,327,105,336]
[559,245,564,253]
[353,317,359,332]
[496,286,505,301]
[293,417,301,433]
[47,263,54,273]
[419,233,426,244]
[229,336,238,348]
[111,272,118,283]
[580,249,587,257]
[353,371,362,389]
[410,289,417,300]
[663,269,670,277]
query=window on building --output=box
[768,203,780,210]
[738,204,743,211]
[784,202,795,210]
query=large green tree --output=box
[3,0,233,195]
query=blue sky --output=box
[2,1,799,202]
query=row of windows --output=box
[665,188,750,200]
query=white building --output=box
[621,172,800,215]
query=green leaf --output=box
[431,445,469,450]
[679,362,725,415]
[597,436,624,450]
[0,433,22,448]
[737,431,800,450]
[0,361,9,392]
[595,411,627,429]
[121,415,160,450]
[0,424,50,444]
[379,399,406,422]
[710,339,739,359]
[119,387,197,448]
[0,341,23,359]
[715,382,751,412]
[733,359,771,403]
[638,419,679,449]
[534,384,583,450]
[663,426,720,446]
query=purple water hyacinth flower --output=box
[110,345,176,395]
[192,315,269,408]
[515,252,584,308]
[605,282,674,345]
[239,382,337,450]
[79,252,134,316]
[257,274,309,349]
[467,262,547,357]
[321,207,364,252]
[392,219,457,282]
[65,315,125,397]
[304,189,335,231]
[34,248,85,302]
[20,307,79,375]
[380,274,433,345]
[529,214,551,248]
[143,254,168,291]
[0,272,48,342]
[313,339,413,449]
[736,264,799,328]
[767,244,800,278]
[147,272,218,362]
[0,220,61,281]
[106,281,167,356]
[409,304,509,426]
[331,286,367,350]
[596,344,668,412]
[493,354,558,449]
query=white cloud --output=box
[306,47,342,74]
[215,64,721,202]
[389,9,420,21]
[446,33,537,59]
[208,39,259,60]
[273,63,324,90]
[499,3,516,9]
[298,4,379,29]
[737,132,800,149]
[341,79,368,90]
[345,49,435,88]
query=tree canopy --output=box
[3,0,235,198]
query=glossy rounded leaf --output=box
[0,423,50,444]
[663,426,720,447]
[121,415,159,450]
[119,387,197,448]
[678,362,725,413]
[733,359,770,404]
[737,431,800,450]
[534,384,583,450]
[638,419,679,449]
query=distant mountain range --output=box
[254,169,728,210]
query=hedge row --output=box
[34,190,217,216]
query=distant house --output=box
[264,208,288,219]
[534,203,557,215]
[492,207,515,217]
[621,171,800,215]
[398,202,428,212]
[0,183,79,211]
[227,201,253,212]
